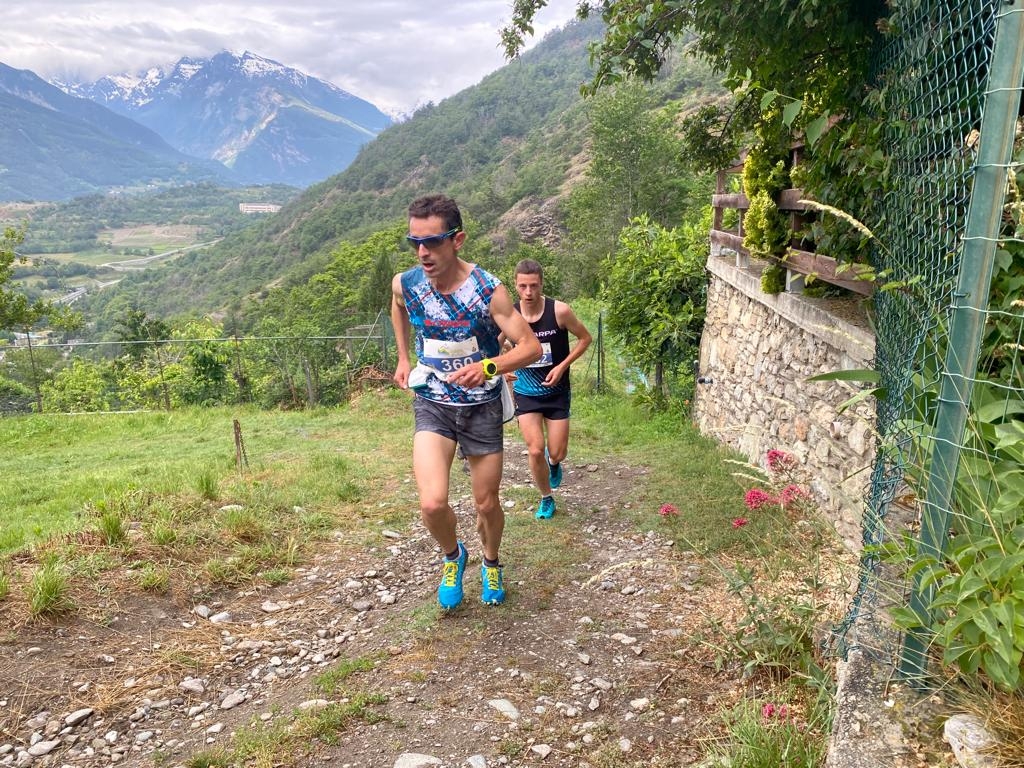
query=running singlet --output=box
[401,264,503,405]
[513,296,570,397]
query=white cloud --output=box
[3,0,579,115]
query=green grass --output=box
[313,655,379,696]
[705,694,831,768]
[27,559,73,617]
[0,396,410,554]
[186,694,387,767]
[572,391,748,554]
[96,508,128,545]
[134,561,171,593]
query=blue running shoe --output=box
[545,448,563,490]
[438,542,467,609]
[535,495,556,520]
[480,563,506,605]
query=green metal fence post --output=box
[899,0,1024,682]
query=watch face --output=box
[484,360,497,377]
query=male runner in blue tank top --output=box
[391,195,541,610]
[509,259,592,520]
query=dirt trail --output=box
[0,445,739,768]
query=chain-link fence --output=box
[832,0,1024,683]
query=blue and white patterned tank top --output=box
[401,264,503,405]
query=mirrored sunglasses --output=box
[406,227,461,250]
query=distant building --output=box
[239,203,282,214]
[12,331,48,347]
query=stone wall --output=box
[694,253,876,547]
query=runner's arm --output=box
[543,301,593,386]
[390,273,412,389]
[446,285,541,388]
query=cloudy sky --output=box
[3,1,579,115]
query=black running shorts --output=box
[513,390,571,420]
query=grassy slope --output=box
[0,388,746,556]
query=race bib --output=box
[527,342,553,368]
[421,337,482,373]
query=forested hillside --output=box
[80,17,725,332]
[80,19,605,325]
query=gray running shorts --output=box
[413,395,504,456]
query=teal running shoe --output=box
[545,448,563,490]
[535,495,556,520]
[480,563,506,605]
[438,542,468,609]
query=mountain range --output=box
[0,51,392,201]
[0,62,229,202]
[80,17,611,319]
[61,51,392,187]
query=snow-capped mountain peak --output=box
[52,51,392,188]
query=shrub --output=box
[760,263,787,294]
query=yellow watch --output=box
[481,358,498,380]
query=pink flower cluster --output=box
[779,484,809,507]
[761,702,790,723]
[732,517,749,528]
[766,449,797,473]
[743,488,776,510]
[659,503,678,517]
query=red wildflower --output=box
[659,503,678,517]
[766,449,797,472]
[779,484,809,506]
[732,517,749,528]
[743,488,776,510]
[761,702,790,723]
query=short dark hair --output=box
[514,259,543,279]
[408,194,463,233]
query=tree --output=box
[563,82,706,296]
[602,214,709,394]
[503,1,886,159]
[40,359,113,412]
[505,1,883,93]
[2,228,52,333]
[1,226,82,411]
[176,319,235,406]
[113,308,173,409]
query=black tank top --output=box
[513,296,570,396]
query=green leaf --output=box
[760,90,779,110]
[956,574,991,602]
[782,99,803,127]
[836,387,887,413]
[889,605,929,630]
[806,368,881,383]
[976,398,1024,423]
[804,114,829,148]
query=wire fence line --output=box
[1,310,618,415]
[0,313,397,414]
